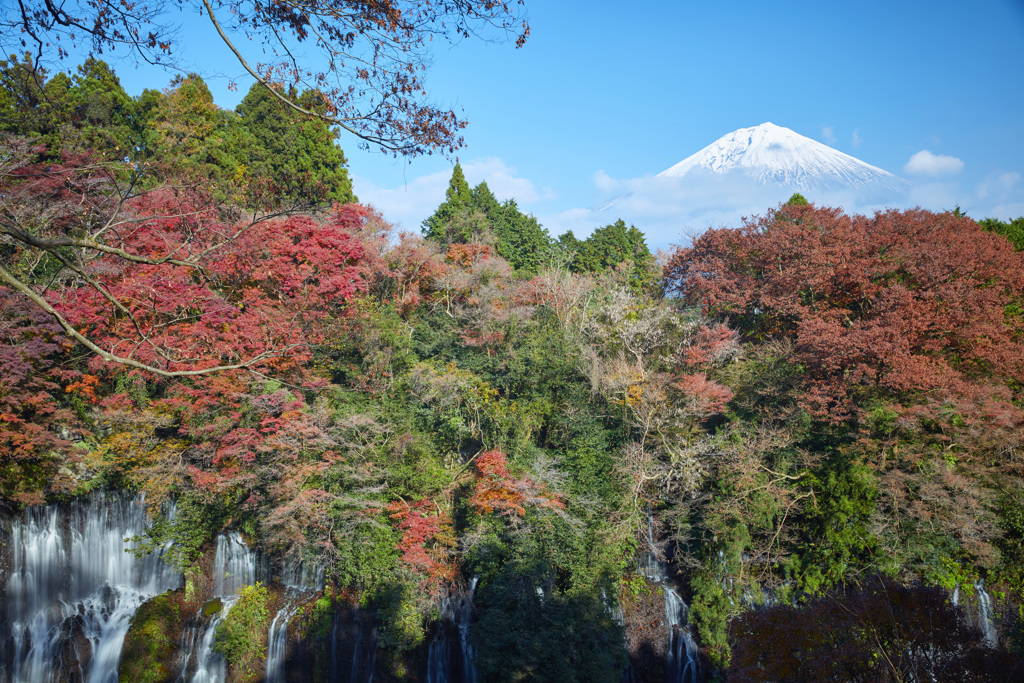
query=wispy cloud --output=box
[903,150,964,176]
[821,126,836,145]
[540,170,908,250]
[851,129,863,147]
[973,171,1024,220]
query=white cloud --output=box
[903,150,964,176]
[821,126,836,145]
[973,171,1024,220]
[593,170,619,193]
[975,171,1021,200]
[461,158,556,204]
[539,170,912,251]
[536,162,941,251]
[352,157,554,233]
[851,128,863,147]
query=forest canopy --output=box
[2,55,1024,681]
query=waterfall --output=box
[181,604,232,683]
[974,579,998,647]
[264,602,300,683]
[279,556,326,592]
[1,492,181,683]
[259,555,324,682]
[177,532,258,682]
[328,612,341,681]
[426,626,450,683]
[638,509,700,683]
[211,533,256,598]
[457,577,478,683]
[423,578,477,683]
[347,613,378,683]
[661,587,700,683]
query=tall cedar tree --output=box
[235,83,356,206]
[422,162,472,242]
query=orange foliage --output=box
[446,243,492,268]
[65,374,100,403]
[468,449,565,518]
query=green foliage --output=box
[996,490,1024,592]
[134,494,226,572]
[214,583,271,681]
[329,515,401,591]
[979,216,1024,252]
[561,219,658,293]
[785,192,810,206]
[235,83,356,206]
[0,53,148,160]
[423,163,473,242]
[119,592,181,683]
[373,580,427,651]
[789,455,878,594]
[471,553,626,682]
[467,183,551,273]
[689,567,736,669]
[0,58,354,208]
[422,174,552,272]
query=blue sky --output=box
[71,0,1024,248]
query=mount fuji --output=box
[657,122,909,192]
[582,122,914,245]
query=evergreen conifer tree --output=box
[235,83,356,206]
[423,162,473,242]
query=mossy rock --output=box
[202,597,224,618]
[120,591,181,683]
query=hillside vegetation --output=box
[2,58,1023,680]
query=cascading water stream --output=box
[974,579,998,647]
[638,509,700,683]
[426,626,451,683]
[177,532,257,683]
[1,492,182,683]
[261,557,323,682]
[458,577,478,683]
[264,602,300,683]
[424,577,478,683]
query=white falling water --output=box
[279,556,326,593]
[974,579,998,648]
[425,578,478,683]
[347,615,377,683]
[178,532,257,683]
[261,557,324,683]
[264,602,300,683]
[458,577,479,683]
[2,493,182,683]
[638,509,700,683]
[211,533,256,599]
[426,625,450,683]
[181,604,232,683]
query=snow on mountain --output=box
[658,122,909,192]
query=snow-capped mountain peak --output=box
[658,122,908,191]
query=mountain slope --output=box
[658,122,909,192]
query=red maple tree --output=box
[665,204,1024,420]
